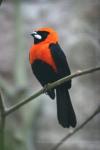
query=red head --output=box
[31,27,58,44]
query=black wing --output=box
[49,43,71,89]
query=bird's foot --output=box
[43,83,51,93]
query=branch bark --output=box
[50,106,100,150]
[5,66,100,116]
[0,91,6,150]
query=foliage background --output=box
[0,0,100,150]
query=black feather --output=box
[56,85,76,128]
[49,43,71,89]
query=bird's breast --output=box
[29,44,57,72]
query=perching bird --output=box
[29,27,76,128]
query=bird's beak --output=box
[31,31,37,37]
[31,31,42,40]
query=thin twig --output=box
[6,88,44,116]
[0,91,6,150]
[5,66,100,116]
[0,91,5,114]
[50,106,100,150]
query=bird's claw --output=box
[43,83,50,93]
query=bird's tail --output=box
[56,85,76,128]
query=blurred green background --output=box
[0,0,100,150]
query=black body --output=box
[31,43,76,127]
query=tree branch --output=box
[0,91,6,150]
[5,66,100,116]
[0,91,5,115]
[50,106,100,150]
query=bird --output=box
[29,27,76,128]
